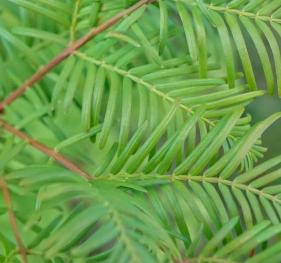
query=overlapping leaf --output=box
[1,1,281,263]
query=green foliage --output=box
[1,0,281,262]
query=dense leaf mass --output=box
[0,0,281,262]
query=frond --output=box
[1,1,281,262]
[40,183,178,263]
[2,168,179,263]
[171,0,281,95]
[0,0,267,168]
[4,149,281,262]
[186,220,281,263]
[0,92,268,178]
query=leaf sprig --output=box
[0,1,281,263]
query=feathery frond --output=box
[1,0,281,262]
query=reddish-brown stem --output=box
[0,0,155,112]
[0,119,92,180]
[249,249,255,257]
[180,259,191,263]
[0,177,28,263]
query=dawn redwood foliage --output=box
[0,0,281,262]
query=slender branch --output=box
[0,0,155,113]
[207,4,281,24]
[99,173,281,206]
[0,177,28,263]
[0,119,92,180]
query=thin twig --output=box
[0,119,92,180]
[0,0,155,112]
[0,177,28,263]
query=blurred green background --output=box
[247,95,281,160]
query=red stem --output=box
[0,177,28,263]
[0,119,92,180]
